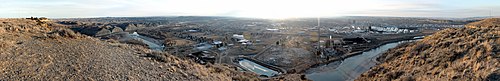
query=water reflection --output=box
[306,40,417,81]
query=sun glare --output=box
[230,0,375,19]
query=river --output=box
[305,40,418,81]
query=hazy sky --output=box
[1,0,499,18]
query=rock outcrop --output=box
[111,27,124,33]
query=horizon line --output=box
[2,15,498,19]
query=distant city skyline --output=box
[1,0,499,18]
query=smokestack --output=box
[490,8,492,18]
[317,17,321,56]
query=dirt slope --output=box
[0,19,257,80]
[356,18,500,81]
[466,18,500,28]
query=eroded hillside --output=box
[0,19,257,80]
[356,18,500,81]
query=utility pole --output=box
[490,8,492,18]
[317,17,322,56]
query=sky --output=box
[1,0,499,18]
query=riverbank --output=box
[262,32,434,80]
[306,39,420,81]
[298,33,433,74]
